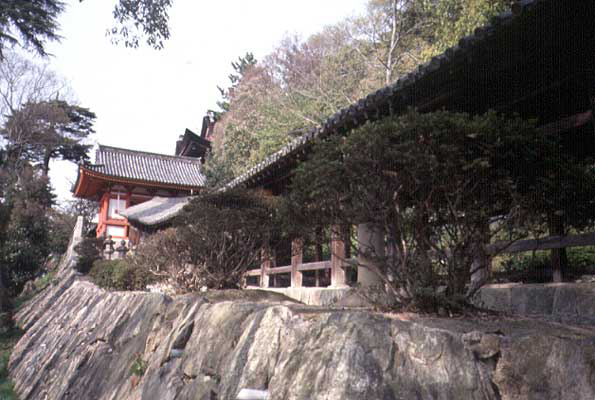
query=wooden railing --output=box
[248,231,350,288]
[247,231,595,288]
[247,260,341,288]
[246,261,331,277]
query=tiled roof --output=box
[120,196,191,226]
[87,145,205,187]
[227,0,555,189]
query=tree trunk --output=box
[385,0,399,85]
[42,148,52,176]
[549,214,567,283]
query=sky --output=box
[43,0,368,202]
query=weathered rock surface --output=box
[9,220,595,399]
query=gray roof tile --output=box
[88,145,205,187]
[120,196,191,226]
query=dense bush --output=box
[132,189,283,291]
[89,259,158,291]
[289,109,595,309]
[74,236,103,274]
[129,228,188,287]
[174,189,284,289]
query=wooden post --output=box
[260,247,271,288]
[330,226,347,287]
[549,214,567,283]
[357,223,384,286]
[291,238,303,288]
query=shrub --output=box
[495,246,595,283]
[567,247,595,276]
[173,189,284,289]
[129,355,147,377]
[89,259,157,291]
[129,228,188,287]
[289,109,595,309]
[137,189,285,291]
[74,236,103,274]
[497,253,552,283]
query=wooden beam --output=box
[488,232,595,254]
[537,110,593,135]
[267,265,292,274]
[297,261,331,272]
[291,239,303,288]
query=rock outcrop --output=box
[9,220,595,399]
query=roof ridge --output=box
[97,144,203,163]
[227,0,545,189]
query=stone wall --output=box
[475,283,595,325]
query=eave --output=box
[72,166,203,200]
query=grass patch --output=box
[0,326,23,400]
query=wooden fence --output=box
[247,232,595,288]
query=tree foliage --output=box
[0,51,95,305]
[0,0,173,57]
[419,0,514,60]
[0,0,65,58]
[107,0,173,50]
[0,50,73,126]
[0,165,54,294]
[61,198,98,233]
[211,52,257,119]
[288,110,595,309]
[1,99,96,175]
[175,190,283,289]
[202,150,235,189]
[209,0,514,183]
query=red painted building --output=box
[72,123,212,240]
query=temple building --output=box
[72,122,212,242]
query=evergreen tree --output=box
[0,164,54,295]
[211,52,257,120]
[0,0,173,57]
[0,0,65,58]
[1,100,96,175]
